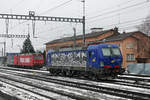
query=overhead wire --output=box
[87,0,134,16]
[8,0,74,37]
[0,0,76,51]
[86,18,146,32]
[99,17,147,28]
[88,0,150,20]
[74,17,150,36]
[11,0,25,9]
[39,0,73,15]
[84,0,150,35]
[38,23,71,34]
[6,0,150,44]
[87,4,150,23]
[71,0,149,38]
[5,0,78,38]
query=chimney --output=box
[91,28,103,33]
[114,27,119,35]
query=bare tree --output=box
[136,14,150,58]
[137,15,150,35]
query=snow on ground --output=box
[0,78,73,100]
[119,75,150,80]
[48,76,150,94]
[1,66,149,99]
[0,72,127,100]
[0,81,49,100]
[0,66,49,73]
[0,68,45,76]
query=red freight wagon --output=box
[13,53,44,69]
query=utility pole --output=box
[32,20,36,38]
[4,42,6,56]
[2,48,3,56]
[82,0,86,46]
[0,11,83,38]
[5,19,9,37]
[73,27,76,49]
[29,11,36,38]
[0,11,83,53]
[4,19,9,56]
[27,24,30,36]
[0,42,6,56]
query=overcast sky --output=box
[0,0,150,54]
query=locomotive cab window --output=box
[112,48,121,56]
[102,48,121,57]
[102,48,111,56]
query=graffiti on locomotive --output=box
[51,51,87,67]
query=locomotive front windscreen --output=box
[112,48,121,56]
[102,48,121,57]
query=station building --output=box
[45,27,150,68]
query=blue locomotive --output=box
[46,44,125,79]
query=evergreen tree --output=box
[21,37,35,53]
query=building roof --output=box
[45,29,114,45]
[99,31,140,42]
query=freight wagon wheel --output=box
[91,74,98,81]
[57,69,62,76]
[49,69,53,75]
[66,70,70,76]
[65,70,73,77]
[87,72,93,80]
[70,70,74,77]
[61,70,67,76]
[87,72,95,80]
[55,69,60,76]
[50,69,57,76]
[111,74,118,79]
[106,76,113,80]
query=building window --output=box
[126,54,135,61]
[126,43,134,49]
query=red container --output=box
[13,53,44,68]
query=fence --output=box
[127,63,150,75]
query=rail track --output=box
[1,66,150,83]
[118,74,150,82]
[0,73,99,100]
[1,66,150,90]
[123,73,150,77]
[0,67,150,100]
[0,69,122,100]
[0,80,53,100]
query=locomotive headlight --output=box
[100,61,104,66]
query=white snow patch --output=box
[0,81,49,100]
[0,71,128,100]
